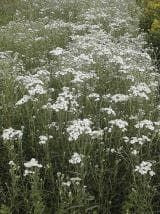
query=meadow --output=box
[0,0,160,213]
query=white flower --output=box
[131,149,138,155]
[0,51,11,59]
[90,130,103,139]
[15,95,31,106]
[135,161,155,176]
[74,53,94,65]
[16,75,44,89]
[129,83,151,100]
[125,135,151,145]
[67,119,92,141]
[71,70,97,83]
[62,181,71,187]
[24,158,42,168]
[2,128,23,141]
[39,135,48,145]
[88,93,100,101]
[16,73,49,99]
[102,94,111,100]
[109,119,128,132]
[44,87,79,112]
[49,47,64,56]
[9,161,15,166]
[111,94,129,103]
[24,169,35,176]
[135,120,154,131]
[110,148,116,153]
[28,84,47,96]
[129,115,138,120]
[70,177,81,185]
[70,177,81,182]
[69,152,83,164]
[149,171,155,176]
[123,136,129,143]
[100,107,116,116]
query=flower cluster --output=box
[69,152,84,164]
[111,94,129,103]
[129,83,151,100]
[67,119,93,141]
[100,107,116,116]
[135,120,155,131]
[109,119,128,132]
[24,158,42,176]
[43,87,79,112]
[16,70,50,106]
[123,135,151,145]
[49,47,64,56]
[2,128,23,141]
[39,135,48,145]
[24,158,42,168]
[135,161,155,176]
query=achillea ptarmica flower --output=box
[135,161,155,176]
[15,95,31,106]
[111,94,129,103]
[39,135,48,145]
[2,128,23,141]
[24,169,35,176]
[49,47,64,56]
[24,158,42,168]
[109,119,128,132]
[135,120,154,131]
[129,83,151,100]
[69,152,83,164]
[67,119,92,141]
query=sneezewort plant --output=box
[0,0,160,213]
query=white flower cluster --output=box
[24,158,42,176]
[100,107,116,116]
[54,67,75,78]
[74,53,94,66]
[135,120,154,131]
[24,158,42,168]
[0,51,11,59]
[135,161,155,176]
[16,70,50,105]
[90,130,104,139]
[62,177,82,187]
[123,135,151,145]
[43,87,79,112]
[109,119,128,132]
[71,70,97,84]
[67,119,92,141]
[129,83,151,100]
[39,135,48,145]
[16,95,31,106]
[45,20,71,30]
[49,47,64,56]
[88,93,100,101]
[39,135,53,144]
[9,160,15,166]
[69,152,83,164]
[2,128,23,141]
[111,94,129,103]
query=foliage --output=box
[139,0,160,67]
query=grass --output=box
[0,0,160,213]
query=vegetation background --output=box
[138,0,160,68]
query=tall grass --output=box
[0,0,160,213]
